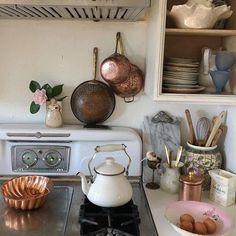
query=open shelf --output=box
[166,28,236,37]
[145,0,236,105]
[155,93,236,105]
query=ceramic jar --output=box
[45,98,63,128]
[183,142,222,190]
[160,161,184,194]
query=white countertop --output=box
[144,186,236,236]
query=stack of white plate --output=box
[162,57,205,94]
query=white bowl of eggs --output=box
[165,201,233,236]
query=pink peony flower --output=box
[33,89,47,105]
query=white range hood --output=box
[0,0,151,21]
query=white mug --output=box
[198,47,218,92]
[202,47,217,75]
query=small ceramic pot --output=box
[45,99,63,128]
[160,161,184,194]
[183,142,222,190]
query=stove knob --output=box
[35,132,42,138]
[21,150,38,167]
[43,151,62,167]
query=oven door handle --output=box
[88,144,131,180]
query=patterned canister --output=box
[183,142,222,190]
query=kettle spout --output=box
[76,172,91,196]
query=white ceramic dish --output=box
[167,57,199,64]
[162,86,205,94]
[163,84,201,89]
[165,62,200,68]
[165,201,233,236]
[164,65,199,73]
[168,3,233,29]
[163,71,199,77]
[163,78,198,85]
[163,75,198,81]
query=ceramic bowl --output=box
[1,176,53,210]
[165,201,233,236]
[168,3,233,29]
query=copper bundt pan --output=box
[1,176,53,210]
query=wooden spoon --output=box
[185,109,197,145]
[205,111,226,147]
[211,125,226,146]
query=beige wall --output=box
[0,20,235,172]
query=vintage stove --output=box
[0,124,158,236]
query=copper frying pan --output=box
[100,32,131,84]
[71,48,115,126]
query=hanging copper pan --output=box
[110,64,144,103]
[71,48,115,126]
[100,32,131,84]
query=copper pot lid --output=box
[179,170,203,185]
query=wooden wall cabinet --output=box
[145,0,236,105]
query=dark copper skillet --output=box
[71,48,115,126]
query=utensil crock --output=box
[183,142,222,190]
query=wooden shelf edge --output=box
[153,94,236,105]
[165,28,236,36]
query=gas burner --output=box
[79,198,140,236]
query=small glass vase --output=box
[45,98,63,128]
[183,142,222,190]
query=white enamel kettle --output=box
[77,144,133,207]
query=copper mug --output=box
[179,170,203,201]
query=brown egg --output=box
[204,217,217,234]
[180,214,195,224]
[194,222,207,235]
[180,220,194,233]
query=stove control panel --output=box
[11,145,70,172]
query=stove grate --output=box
[79,198,140,236]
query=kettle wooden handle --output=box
[88,144,131,179]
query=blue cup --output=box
[215,51,235,71]
[210,70,230,94]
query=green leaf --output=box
[57,96,67,101]
[52,84,64,97]
[29,81,41,92]
[30,101,40,114]
[42,84,53,99]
